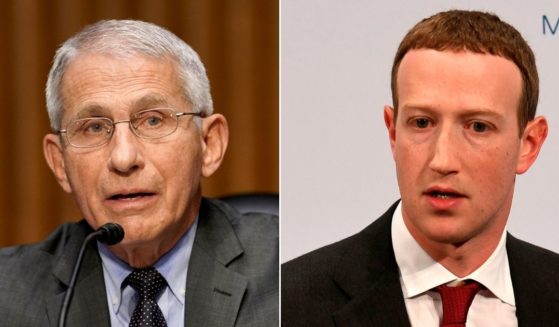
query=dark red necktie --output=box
[435,281,481,327]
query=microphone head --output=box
[97,223,125,245]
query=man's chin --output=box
[116,231,160,247]
[421,227,472,246]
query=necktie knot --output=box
[125,267,167,300]
[435,280,481,327]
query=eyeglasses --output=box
[57,108,203,148]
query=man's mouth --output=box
[425,187,465,199]
[428,191,462,199]
[108,192,155,200]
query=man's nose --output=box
[107,122,145,174]
[428,126,460,175]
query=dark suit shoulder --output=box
[507,233,559,287]
[282,202,400,326]
[281,236,357,326]
[0,220,88,273]
[199,198,278,326]
[507,233,559,266]
[507,234,559,325]
[282,228,360,289]
[283,201,398,287]
[0,221,90,326]
[203,197,278,251]
[205,198,279,286]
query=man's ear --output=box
[43,134,72,193]
[516,116,548,174]
[200,114,229,177]
[384,105,397,157]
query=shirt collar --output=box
[154,218,198,305]
[98,217,198,314]
[391,202,515,305]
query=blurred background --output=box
[282,0,559,261]
[0,0,278,245]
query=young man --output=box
[282,10,559,326]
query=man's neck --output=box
[109,214,196,268]
[402,214,508,277]
[415,233,502,277]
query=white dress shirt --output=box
[391,202,517,326]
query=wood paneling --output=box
[0,0,278,245]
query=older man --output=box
[0,20,277,326]
[282,10,559,326]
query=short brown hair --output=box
[391,10,538,134]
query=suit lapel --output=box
[332,203,411,326]
[185,199,248,327]
[332,274,411,326]
[45,221,110,327]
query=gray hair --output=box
[45,19,213,131]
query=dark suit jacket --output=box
[282,201,559,326]
[0,198,278,327]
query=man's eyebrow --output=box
[70,94,171,120]
[74,104,108,118]
[458,109,506,121]
[399,104,436,114]
[400,104,506,120]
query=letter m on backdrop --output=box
[543,15,559,35]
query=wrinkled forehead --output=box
[61,51,180,83]
[59,53,186,121]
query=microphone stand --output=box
[58,223,124,327]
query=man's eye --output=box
[414,118,430,128]
[89,124,103,132]
[471,121,488,133]
[146,116,163,126]
[135,112,166,129]
[82,121,107,133]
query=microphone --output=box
[58,223,125,327]
[96,222,125,245]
